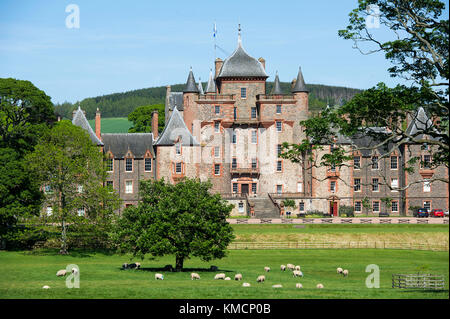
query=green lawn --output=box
[87,117,132,133]
[0,249,447,299]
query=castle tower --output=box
[182,67,199,133]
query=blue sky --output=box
[0,0,448,104]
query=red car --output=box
[431,209,444,217]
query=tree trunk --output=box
[59,191,68,255]
[175,255,184,272]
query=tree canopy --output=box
[114,178,235,271]
[127,104,165,133]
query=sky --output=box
[0,0,448,104]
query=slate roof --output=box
[205,70,216,93]
[405,107,435,141]
[349,127,394,156]
[101,133,155,158]
[292,67,308,93]
[72,106,104,146]
[184,68,199,93]
[155,107,200,146]
[167,92,184,111]
[272,72,283,94]
[217,39,268,79]
[197,79,204,94]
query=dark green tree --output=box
[128,104,165,133]
[114,178,235,271]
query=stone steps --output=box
[249,195,280,218]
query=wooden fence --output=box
[228,241,449,251]
[392,274,445,290]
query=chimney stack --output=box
[95,108,101,140]
[215,58,223,79]
[152,110,159,139]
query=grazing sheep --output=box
[56,269,67,277]
[292,270,303,277]
[42,285,50,289]
[234,274,243,281]
[272,284,283,288]
[336,267,343,274]
[242,282,251,287]
[295,283,303,289]
[210,265,218,271]
[224,277,231,281]
[280,265,286,271]
[264,267,270,272]
[191,273,200,280]
[257,275,266,283]
[155,273,164,280]
[342,269,349,277]
[295,265,301,271]
[316,283,324,289]
[287,264,295,270]
[214,273,226,280]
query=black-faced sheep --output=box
[257,275,265,283]
[234,274,243,281]
[155,273,164,280]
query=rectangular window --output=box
[251,130,257,144]
[106,181,114,192]
[251,183,257,194]
[175,142,181,155]
[330,163,336,172]
[354,178,361,192]
[238,202,244,213]
[391,201,399,213]
[276,121,282,132]
[372,178,379,192]
[373,201,380,212]
[251,158,258,169]
[276,185,282,194]
[215,105,220,115]
[277,144,282,157]
[297,182,303,193]
[390,156,398,169]
[354,201,362,212]
[214,164,221,175]
[276,160,282,172]
[145,158,152,172]
[125,158,133,172]
[299,202,305,211]
[106,158,113,172]
[175,162,182,174]
[241,87,247,99]
[77,207,85,217]
[353,156,361,170]
[422,155,432,169]
[214,146,220,158]
[232,183,238,193]
[330,181,336,193]
[214,122,220,133]
[251,107,257,119]
[232,130,237,144]
[46,206,53,216]
[391,178,398,192]
[125,181,133,194]
[233,107,237,120]
[276,105,281,114]
[423,179,431,192]
[371,156,378,170]
[232,158,237,169]
[423,201,431,211]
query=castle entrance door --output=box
[241,184,249,195]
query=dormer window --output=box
[241,87,247,99]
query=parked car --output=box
[430,209,444,217]
[379,212,390,217]
[413,208,429,218]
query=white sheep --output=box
[343,269,349,277]
[295,283,303,289]
[155,273,164,280]
[242,282,251,287]
[337,267,343,274]
[316,283,324,289]
[295,265,301,271]
[280,265,286,271]
[42,285,50,289]
[224,277,231,281]
[292,270,303,277]
[234,274,243,281]
[56,269,67,277]
[71,268,78,275]
[191,273,200,280]
[257,275,265,283]
[264,266,270,272]
[214,273,226,280]
[287,264,295,270]
[272,284,283,288]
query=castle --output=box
[72,31,448,217]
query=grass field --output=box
[0,224,448,299]
[87,117,132,133]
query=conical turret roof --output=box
[183,68,199,93]
[292,67,308,93]
[272,72,283,94]
[205,69,216,93]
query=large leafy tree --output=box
[114,178,235,271]
[128,104,165,133]
[26,120,120,254]
[282,0,449,188]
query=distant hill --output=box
[54,82,362,120]
[87,117,133,133]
